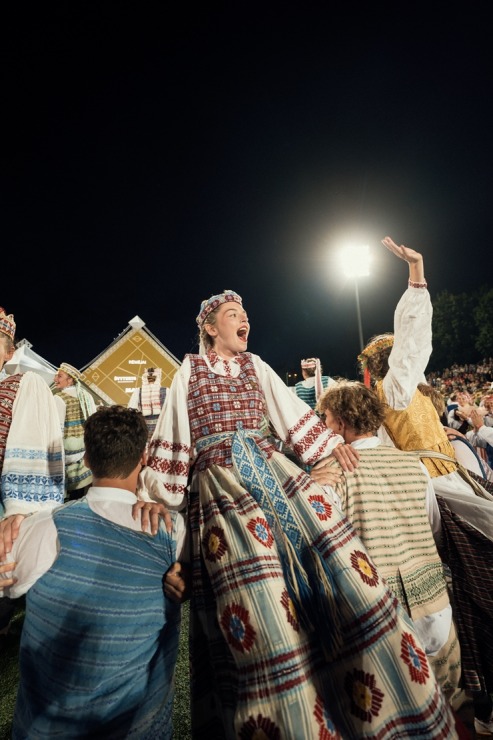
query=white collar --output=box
[86,486,137,504]
[351,436,381,449]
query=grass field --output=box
[0,599,191,739]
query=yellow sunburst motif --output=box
[357,556,373,578]
[353,680,372,711]
[208,532,220,555]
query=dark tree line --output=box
[429,286,493,372]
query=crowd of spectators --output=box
[427,357,493,400]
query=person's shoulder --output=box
[20,370,52,392]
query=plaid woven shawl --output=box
[437,495,493,694]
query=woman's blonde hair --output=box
[0,332,15,354]
[198,307,220,354]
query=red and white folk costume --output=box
[146,291,457,740]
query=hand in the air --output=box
[382,236,423,265]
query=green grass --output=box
[0,601,191,739]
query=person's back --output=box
[356,237,493,734]
[338,446,446,606]
[2,405,185,739]
[14,500,180,738]
[293,357,335,410]
[314,379,460,696]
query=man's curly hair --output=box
[316,379,386,436]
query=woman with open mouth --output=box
[144,288,458,739]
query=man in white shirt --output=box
[0,405,189,738]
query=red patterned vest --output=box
[0,373,22,483]
[186,353,277,471]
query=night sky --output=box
[3,4,492,383]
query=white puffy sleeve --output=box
[144,358,193,511]
[251,355,345,466]
[383,287,433,410]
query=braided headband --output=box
[0,307,16,341]
[58,362,81,382]
[358,334,394,366]
[301,357,319,369]
[196,290,243,327]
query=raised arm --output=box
[381,236,432,409]
[381,235,426,285]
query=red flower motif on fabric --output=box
[163,482,186,495]
[238,714,280,739]
[152,439,190,453]
[400,632,430,684]
[308,494,332,520]
[220,603,256,653]
[246,517,274,548]
[167,460,189,476]
[313,694,342,739]
[344,669,384,723]
[148,458,189,477]
[289,411,313,436]
[203,526,228,562]
[350,550,379,587]
[280,589,300,631]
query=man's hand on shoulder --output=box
[330,443,360,472]
[0,515,26,559]
[132,501,172,534]
[0,560,17,590]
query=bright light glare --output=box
[338,244,371,278]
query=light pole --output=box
[338,244,371,353]
[354,278,364,352]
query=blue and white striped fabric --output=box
[13,499,180,739]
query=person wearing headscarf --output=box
[53,362,97,499]
[357,236,493,735]
[142,289,457,739]
[0,309,64,517]
[0,307,64,635]
[128,366,167,440]
[293,357,336,410]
